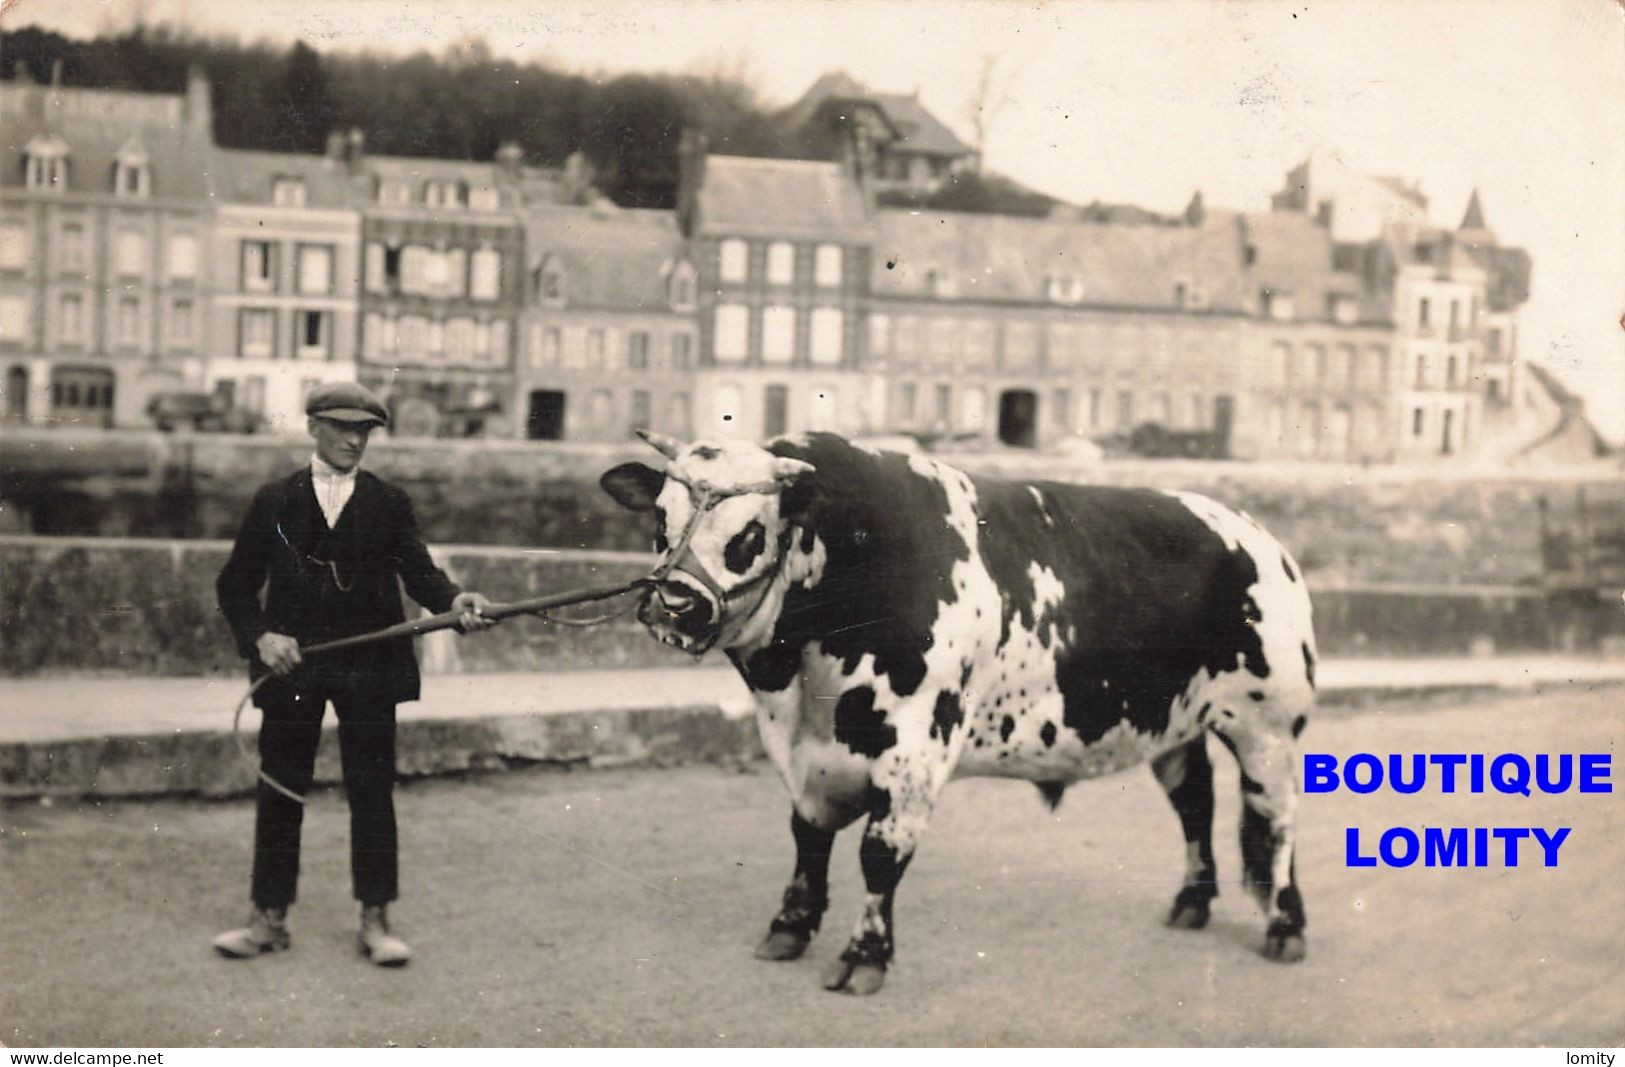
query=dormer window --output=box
[1261,287,1295,321]
[271,177,306,207]
[469,186,501,212]
[536,256,565,308]
[423,179,467,210]
[377,180,411,207]
[667,259,697,311]
[23,134,71,192]
[1046,275,1083,305]
[112,140,151,198]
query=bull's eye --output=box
[723,520,767,575]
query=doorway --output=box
[527,390,567,440]
[997,389,1037,448]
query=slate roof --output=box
[873,208,1251,311]
[786,72,974,159]
[0,85,212,200]
[1241,210,1376,322]
[524,205,687,311]
[206,147,366,209]
[694,155,874,241]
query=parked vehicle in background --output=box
[145,392,264,434]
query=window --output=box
[1415,354,1427,388]
[1053,388,1072,430]
[1088,387,1102,429]
[296,244,333,296]
[964,319,995,362]
[719,238,748,284]
[1117,390,1134,430]
[764,384,789,437]
[1412,407,1425,437]
[815,244,843,288]
[714,304,749,364]
[934,383,952,426]
[239,309,275,358]
[670,333,692,370]
[538,258,565,306]
[628,331,649,370]
[899,382,918,424]
[0,223,26,270]
[470,246,502,301]
[666,392,692,437]
[423,180,467,209]
[170,299,194,347]
[1003,321,1039,371]
[24,136,70,191]
[963,388,987,433]
[809,308,843,366]
[60,222,86,271]
[378,181,411,207]
[59,293,84,343]
[767,241,795,286]
[444,318,476,363]
[586,328,606,369]
[762,306,795,364]
[1417,297,1431,329]
[398,316,429,362]
[869,314,891,358]
[115,229,147,277]
[469,187,501,212]
[629,389,651,432]
[1446,355,1459,387]
[711,383,743,434]
[116,296,141,346]
[167,233,199,281]
[296,311,331,360]
[543,327,562,366]
[0,296,30,343]
[243,241,276,293]
[5,366,27,417]
[808,386,837,431]
[668,260,697,309]
[272,177,306,207]
[113,156,150,197]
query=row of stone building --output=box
[0,67,1532,462]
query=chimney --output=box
[495,141,524,181]
[345,127,366,173]
[676,129,709,237]
[185,66,213,138]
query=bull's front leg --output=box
[755,811,848,961]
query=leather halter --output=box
[648,469,794,653]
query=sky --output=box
[6,0,1623,443]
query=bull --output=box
[601,430,1317,995]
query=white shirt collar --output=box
[311,454,358,481]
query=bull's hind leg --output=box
[1214,724,1307,962]
[1151,736,1219,929]
[755,810,856,962]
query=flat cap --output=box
[306,381,389,427]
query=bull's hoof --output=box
[1164,885,1214,930]
[754,929,812,961]
[1165,900,1210,930]
[822,955,887,996]
[1262,923,1307,963]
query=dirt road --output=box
[3,686,1622,1046]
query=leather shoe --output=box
[212,906,290,958]
[358,904,411,967]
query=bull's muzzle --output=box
[637,577,719,654]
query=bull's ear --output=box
[779,469,818,526]
[599,462,665,512]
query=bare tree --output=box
[965,52,1012,174]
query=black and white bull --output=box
[601,430,1317,995]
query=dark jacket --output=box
[217,466,461,708]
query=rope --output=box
[233,579,651,804]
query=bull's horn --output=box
[771,457,815,484]
[635,428,683,459]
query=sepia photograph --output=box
[1,0,1622,1050]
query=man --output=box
[213,381,493,967]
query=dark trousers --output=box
[251,682,399,909]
